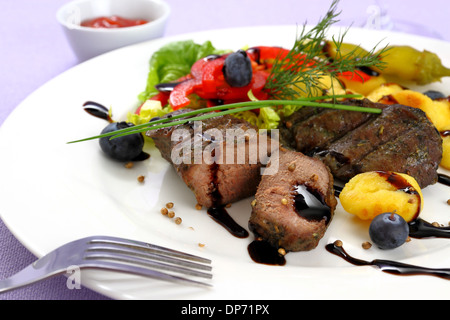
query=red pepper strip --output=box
[201,56,227,93]
[247,46,313,70]
[338,70,372,83]
[190,58,209,79]
[169,78,202,110]
[247,46,290,66]
[196,70,268,101]
[135,91,170,114]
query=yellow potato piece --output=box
[441,136,450,170]
[340,171,423,222]
[390,90,450,131]
[339,74,387,96]
[366,83,404,102]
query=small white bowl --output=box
[57,0,170,61]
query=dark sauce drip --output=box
[206,162,249,239]
[292,184,332,225]
[375,171,421,221]
[326,241,450,280]
[154,82,182,92]
[440,130,450,137]
[409,218,450,239]
[82,101,112,121]
[333,185,343,198]
[438,173,450,187]
[246,47,261,65]
[207,207,249,239]
[247,240,286,266]
[312,149,350,166]
[356,66,380,77]
[204,54,221,61]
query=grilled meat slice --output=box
[280,99,442,188]
[290,107,375,154]
[249,148,337,252]
[147,110,278,208]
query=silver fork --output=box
[0,235,213,293]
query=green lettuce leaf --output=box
[138,40,224,102]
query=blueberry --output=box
[99,121,146,161]
[369,212,409,250]
[423,90,446,100]
[222,50,253,87]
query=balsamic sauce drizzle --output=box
[207,207,249,238]
[247,240,286,266]
[438,173,450,187]
[206,162,249,239]
[82,101,112,121]
[326,241,450,280]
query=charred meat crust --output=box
[280,99,443,188]
[249,148,337,252]
[147,109,278,208]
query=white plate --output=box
[1,25,450,300]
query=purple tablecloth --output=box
[1,0,448,300]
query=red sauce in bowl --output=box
[81,15,149,28]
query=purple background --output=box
[0,0,449,300]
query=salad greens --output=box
[132,39,290,130]
[137,40,225,102]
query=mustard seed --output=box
[362,241,372,249]
[124,162,134,169]
[166,202,174,209]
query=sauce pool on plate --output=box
[81,15,149,28]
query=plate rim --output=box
[2,24,450,300]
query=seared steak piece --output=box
[280,99,442,188]
[288,107,375,154]
[249,148,337,252]
[147,110,278,208]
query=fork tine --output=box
[87,236,211,264]
[84,236,213,285]
[86,243,212,272]
[84,250,213,279]
[83,260,213,287]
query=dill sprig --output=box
[68,94,381,144]
[265,0,389,100]
[68,0,388,145]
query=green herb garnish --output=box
[265,0,389,99]
[69,0,387,144]
[68,94,380,143]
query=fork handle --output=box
[0,263,66,293]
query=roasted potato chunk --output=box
[441,136,450,170]
[340,171,423,222]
